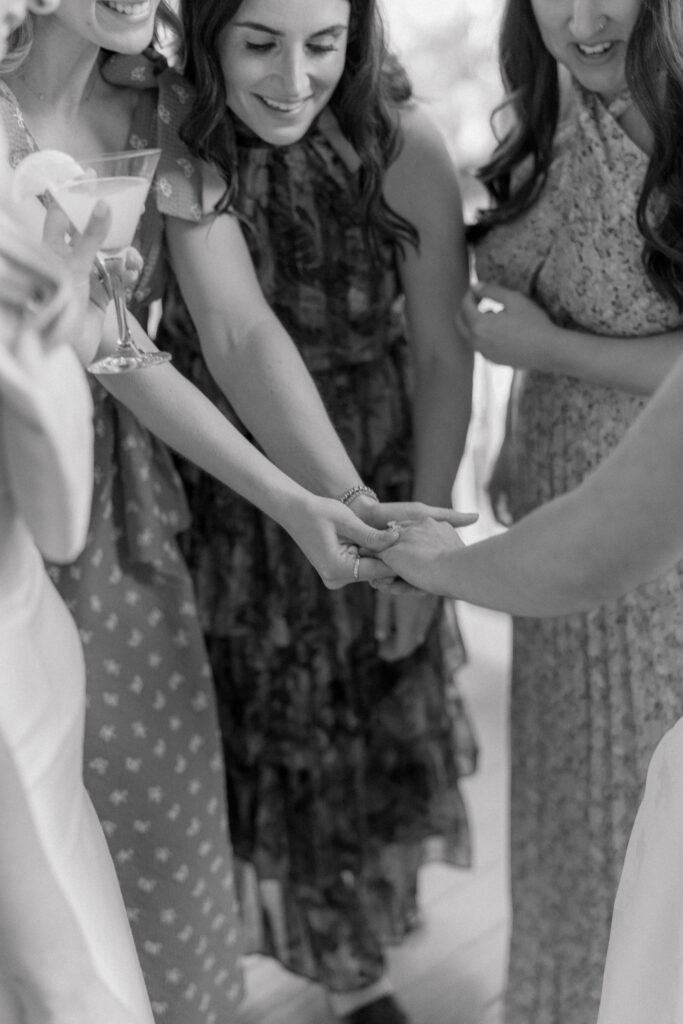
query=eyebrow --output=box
[234,21,348,38]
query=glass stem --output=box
[104,255,137,351]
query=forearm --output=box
[411,356,473,505]
[550,327,683,396]
[99,318,320,533]
[205,315,362,497]
[443,360,683,614]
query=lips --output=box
[257,96,309,114]
[575,40,615,57]
[100,0,151,19]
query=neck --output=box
[8,15,101,111]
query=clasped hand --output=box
[287,494,475,593]
[457,282,558,372]
[374,516,468,599]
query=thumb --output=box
[343,517,400,554]
[72,200,111,271]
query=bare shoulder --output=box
[384,101,462,221]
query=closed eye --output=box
[307,43,338,55]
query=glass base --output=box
[87,349,172,375]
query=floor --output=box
[234,600,512,1024]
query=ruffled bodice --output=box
[229,110,404,373]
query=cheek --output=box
[322,57,345,95]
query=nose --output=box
[568,0,606,38]
[277,46,310,97]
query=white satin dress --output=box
[596,717,683,1024]
[0,239,154,1024]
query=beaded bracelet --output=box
[337,484,378,506]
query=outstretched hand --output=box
[284,494,401,589]
[374,517,468,597]
[284,495,477,590]
[355,498,478,532]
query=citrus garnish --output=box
[11,150,84,203]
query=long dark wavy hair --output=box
[471,0,683,309]
[180,0,418,260]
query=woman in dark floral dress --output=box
[2,1,442,1020]
[156,1,476,1021]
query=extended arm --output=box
[95,313,398,587]
[381,348,683,614]
[165,212,366,498]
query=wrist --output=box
[544,326,575,376]
[336,483,378,507]
[275,485,320,538]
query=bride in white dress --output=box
[0,3,154,1018]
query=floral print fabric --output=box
[475,82,683,1024]
[156,109,477,992]
[1,53,244,1024]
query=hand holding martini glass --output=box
[49,147,172,374]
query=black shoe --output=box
[344,994,411,1024]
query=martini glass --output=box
[51,148,172,374]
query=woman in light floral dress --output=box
[451,0,683,1021]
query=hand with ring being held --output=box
[456,281,559,372]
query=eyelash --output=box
[245,42,338,55]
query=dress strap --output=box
[0,80,37,167]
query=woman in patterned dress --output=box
[154,2,476,1022]
[391,0,683,1021]
[382,219,683,1024]
[0,2,469,1021]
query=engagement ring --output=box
[353,554,361,582]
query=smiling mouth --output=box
[100,0,152,19]
[257,96,310,114]
[575,41,615,57]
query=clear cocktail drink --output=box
[54,176,149,253]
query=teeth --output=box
[102,0,149,14]
[577,41,612,55]
[260,97,302,112]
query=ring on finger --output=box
[353,553,361,582]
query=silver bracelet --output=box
[337,484,378,506]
